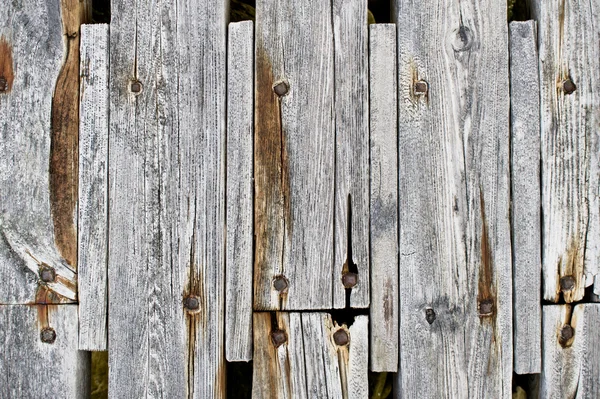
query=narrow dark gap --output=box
[369,372,394,399]
[513,373,540,399]
[91,0,111,24]
[227,360,253,399]
[91,351,109,399]
[508,0,530,21]
[368,0,392,24]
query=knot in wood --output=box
[341,272,358,289]
[0,76,7,92]
[560,275,575,291]
[414,80,428,96]
[272,275,288,292]
[270,329,287,347]
[333,328,349,346]
[39,265,57,283]
[183,295,200,312]
[272,80,289,97]
[450,26,473,52]
[40,327,56,344]
[561,78,576,95]
[478,299,494,316]
[130,80,143,94]
[425,308,436,325]
[559,324,574,347]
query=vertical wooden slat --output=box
[368,23,398,373]
[108,0,227,397]
[509,20,541,375]
[78,23,109,351]
[531,0,600,304]
[332,0,370,309]
[226,20,254,362]
[394,0,512,397]
[254,0,335,310]
[347,315,369,399]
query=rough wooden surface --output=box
[0,305,90,397]
[78,23,109,351]
[108,0,227,397]
[0,0,78,304]
[226,20,254,362]
[394,0,512,397]
[509,20,541,375]
[332,0,370,309]
[531,0,600,304]
[254,0,335,310]
[368,23,398,373]
[541,304,600,398]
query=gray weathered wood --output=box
[394,0,512,397]
[531,0,600,304]
[332,0,370,309]
[0,0,80,304]
[252,312,368,398]
[509,20,541,375]
[226,20,254,362]
[368,23,398,373]
[254,0,335,310]
[108,0,227,397]
[0,305,90,397]
[78,23,109,351]
[541,304,600,398]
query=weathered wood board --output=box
[252,312,368,398]
[0,0,84,304]
[509,20,541,375]
[369,23,398,373]
[226,20,254,362]
[394,0,512,397]
[541,304,600,398]
[254,0,335,310]
[78,23,109,351]
[332,0,370,309]
[0,305,90,397]
[531,0,600,303]
[108,0,227,397]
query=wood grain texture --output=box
[509,20,541,375]
[531,0,600,303]
[541,304,600,398]
[108,0,227,397]
[0,305,90,397]
[332,0,370,309]
[394,0,512,397]
[226,20,254,362]
[254,0,335,310]
[78,23,109,351]
[0,0,78,304]
[368,23,398,373]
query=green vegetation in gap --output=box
[91,351,109,399]
[508,0,530,21]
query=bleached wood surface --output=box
[509,20,541,375]
[254,0,335,310]
[0,305,89,397]
[368,23,398,373]
[226,20,254,362]
[394,0,512,397]
[541,304,600,398]
[78,24,109,351]
[332,0,370,309]
[531,0,600,303]
[108,0,227,397]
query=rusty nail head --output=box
[130,80,142,94]
[333,328,349,346]
[40,265,56,283]
[0,76,6,92]
[425,308,436,325]
[273,80,289,97]
[414,80,428,95]
[273,275,288,292]
[560,275,575,291]
[562,78,576,95]
[479,300,494,316]
[183,295,200,311]
[342,272,358,289]
[40,327,56,344]
[559,324,574,346]
[270,329,287,347]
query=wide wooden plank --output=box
[541,304,600,398]
[368,23,398,373]
[0,0,84,304]
[394,0,512,397]
[78,23,109,351]
[509,20,541,375]
[254,0,335,310]
[531,0,600,303]
[108,0,227,397]
[226,20,254,362]
[0,305,90,397]
[332,0,370,309]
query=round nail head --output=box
[425,308,436,325]
[559,324,574,346]
[40,265,56,283]
[560,275,575,291]
[333,329,349,346]
[562,79,576,94]
[414,80,429,95]
[270,329,287,347]
[342,272,358,289]
[40,327,56,344]
[130,80,142,94]
[273,80,289,97]
[183,295,200,311]
[273,275,288,292]
[479,300,493,316]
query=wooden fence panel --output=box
[107,0,227,397]
[394,0,512,397]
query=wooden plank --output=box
[108,0,227,397]
[541,304,600,398]
[509,20,541,375]
[78,23,109,351]
[226,20,254,362]
[0,305,90,397]
[368,23,398,373]
[254,0,335,310]
[531,0,600,304]
[346,315,369,398]
[0,0,84,304]
[332,0,370,309]
[394,0,512,397]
